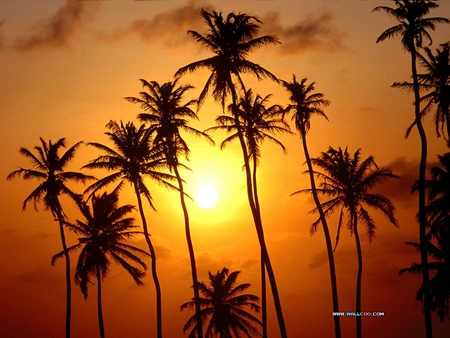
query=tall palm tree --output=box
[297,146,398,338]
[206,88,292,337]
[400,227,450,322]
[82,121,176,338]
[373,2,449,336]
[418,42,450,145]
[125,79,213,338]
[281,75,341,338]
[176,10,287,337]
[7,138,94,338]
[52,191,149,338]
[181,267,262,338]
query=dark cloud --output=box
[17,265,63,286]
[14,0,98,51]
[375,157,440,208]
[260,10,346,56]
[97,2,214,48]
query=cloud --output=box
[97,2,214,48]
[14,0,98,51]
[260,10,346,56]
[0,20,5,49]
[16,265,63,286]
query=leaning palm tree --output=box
[82,121,176,338]
[400,226,450,322]
[206,88,292,337]
[7,138,94,338]
[281,75,341,338]
[181,267,262,338]
[52,191,149,338]
[176,10,287,337]
[373,2,449,336]
[125,79,213,338]
[297,146,398,338]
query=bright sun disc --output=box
[196,187,218,209]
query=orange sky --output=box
[1,1,450,337]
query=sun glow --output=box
[196,187,218,209]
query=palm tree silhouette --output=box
[181,267,262,338]
[420,153,450,232]
[176,10,287,337]
[281,75,341,338]
[419,42,450,145]
[52,191,149,338]
[125,79,213,338]
[373,2,449,336]
[206,88,291,336]
[7,138,94,338]
[82,121,175,338]
[297,146,398,338]
[400,227,450,322]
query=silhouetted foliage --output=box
[7,138,94,338]
[298,146,398,338]
[181,267,262,338]
[53,191,149,338]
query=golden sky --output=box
[1,0,450,337]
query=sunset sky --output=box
[1,0,450,337]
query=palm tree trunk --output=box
[96,266,105,338]
[56,211,71,338]
[173,163,203,338]
[411,46,432,338]
[229,82,287,337]
[133,185,162,338]
[253,154,267,338]
[300,129,341,338]
[352,213,363,338]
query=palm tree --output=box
[82,121,176,338]
[176,10,287,337]
[181,267,262,338]
[206,88,292,337]
[7,138,94,338]
[420,153,450,234]
[125,79,213,338]
[400,227,450,322]
[297,146,398,338]
[281,75,341,338]
[52,191,149,338]
[418,42,450,145]
[373,2,449,336]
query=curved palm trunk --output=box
[229,83,287,337]
[133,185,162,338]
[173,163,203,338]
[352,213,363,338]
[252,154,267,338]
[411,46,432,338]
[300,129,341,338]
[56,211,72,338]
[96,266,105,338]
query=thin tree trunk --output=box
[353,214,363,338]
[56,211,71,338]
[96,266,105,338]
[134,186,162,338]
[229,83,287,337]
[300,129,341,338]
[411,46,432,338]
[253,154,267,338]
[173,163,203,338]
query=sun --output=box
[196,187,218,209]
